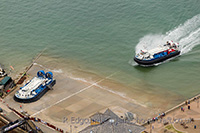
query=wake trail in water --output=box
[136,14,200,55]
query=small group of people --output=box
[147,112,166,125]
[165,41,178,49]
[181,100,191,112]
[181,106,185,112]
[186,100,191,110]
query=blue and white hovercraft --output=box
[14,70,56,102]
[134,41,181,66]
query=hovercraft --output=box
[14,70,56,102]
[134,41,181,66]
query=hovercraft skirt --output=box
[14,87,49,103]
[134,51,180,65]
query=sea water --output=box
[0,0,200,111]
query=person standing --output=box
[188,105,190,110]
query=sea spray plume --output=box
[165,14,200,41]
[135,14,200,55]
[135,34,165,53]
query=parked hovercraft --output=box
[134,41,181,66]
[14,70,56,102]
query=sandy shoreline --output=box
[1,55,192,132]
[34,55,183,112]
[2,55,150,132]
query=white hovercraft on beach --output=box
[134,40,181,66]
[14,70,56,102]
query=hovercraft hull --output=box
[14,87,48,103]
[134,51,180,66]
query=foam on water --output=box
[33,63,63,73]
[136,14,200,55]
[128,59,138,66]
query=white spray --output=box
[135,14,200,55]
